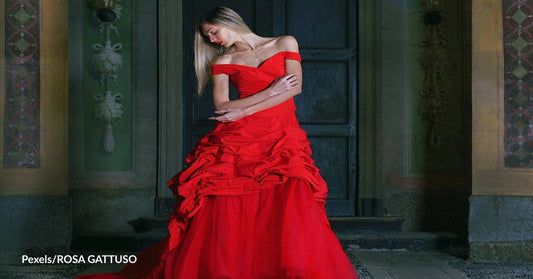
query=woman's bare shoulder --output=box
[274,35,299,52]
[212,54,233,65]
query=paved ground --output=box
[349,249,468,279]
[348,248,533,279]
[1,248,533,278]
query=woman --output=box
[77,6,358,279]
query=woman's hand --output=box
[208,108,250,122]
[268,74,299,96]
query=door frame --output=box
[357,0,382,215]
[156,0,381,216]
[156,0,184,216]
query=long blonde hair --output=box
[194,7,252,94]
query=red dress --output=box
[76,51,358,279]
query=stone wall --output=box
[470,196,533,262]
[0,196,71,264]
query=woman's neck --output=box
[232,32,264,52]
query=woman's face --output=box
[201,23,236,47]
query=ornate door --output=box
[181,0,357,216]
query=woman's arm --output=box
[241,58,301,115]
[210,36,302,122]
[211,71,295,111]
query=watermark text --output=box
[21,254,137,264]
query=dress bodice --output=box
[211,51,301,116]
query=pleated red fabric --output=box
[75,51,358,279]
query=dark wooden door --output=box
[182,0,357,216]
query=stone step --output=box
[337,231,458,251]
[127,216,405,233]
[71,231,457,253]
[127,216,167,233]
[72,216,451,253]
[329,216,405,233]
[71,231,166,252]
[72,216,407,251]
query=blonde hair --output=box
[194,7,252,94]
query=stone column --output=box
[471,0,533,263]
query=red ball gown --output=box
[76,51,358,279]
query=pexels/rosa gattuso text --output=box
[21,254,137,264]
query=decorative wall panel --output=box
[3,0,40,168]
[82,1,132,171]
[503,0,533,168]
[408,0,470,175]
[68,0,157,189]
[1,0,68,195]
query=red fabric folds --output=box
[165,111,328,251]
